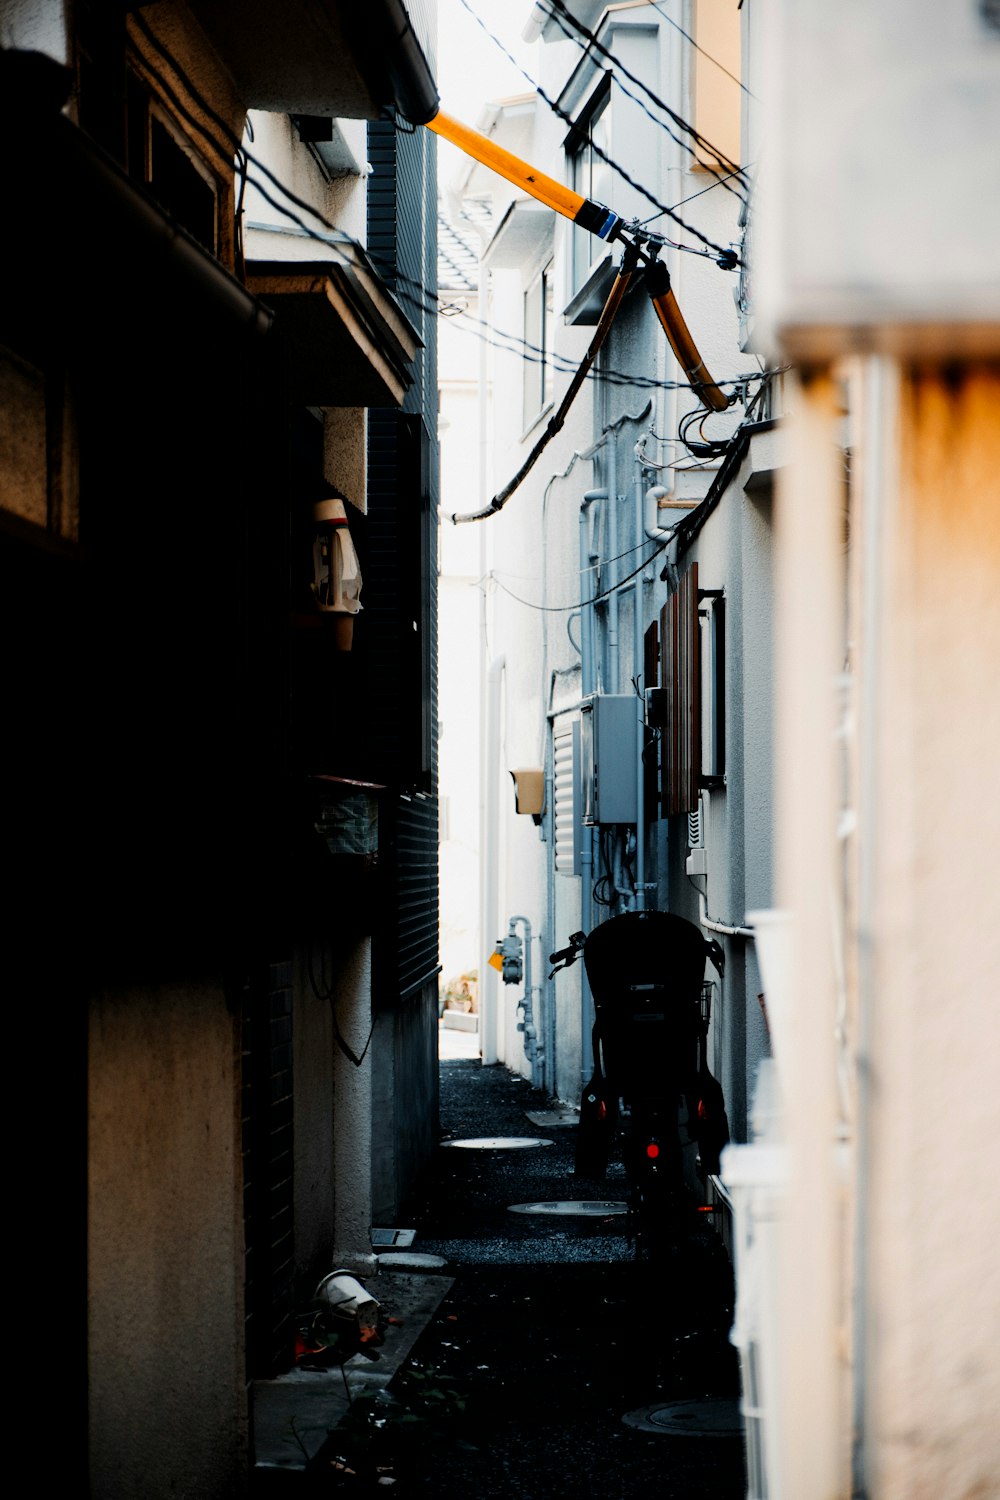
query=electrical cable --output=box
[450,238,643,523]
[127,15,762,418]
[536,0,748,210]
[545,0,747,182]
[453,0,742,265]
[127,22,758,405]
[640,166,748,225]
[308,943,376,1068]
[647,0,756,99]
[489,531,675,614]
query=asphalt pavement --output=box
[307,1053,748,1497]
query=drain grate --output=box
[622,1398,743,1438]
[371,1228,416,1247]
[441,1137,555,1150]
[507,1200,627,1217]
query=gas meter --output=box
[493,932,523,986]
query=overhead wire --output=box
[536,0,748,210]
[453,0,741,266]
[544,0,747,182]
[647,0,756,99]
[128,10,770,509]
[488,531,676,614]
[126,13,764,403]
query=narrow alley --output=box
[296,1050,745,1497]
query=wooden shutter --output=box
[660,562,701,816]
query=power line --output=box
[488,535,674,613]
[454,0,741,266]
[545,0,747,181]
[127,14,748,390]
[648,0,756,99]
[126,12,771,435]
[537,0,748,210]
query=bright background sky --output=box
[434,0,540,190]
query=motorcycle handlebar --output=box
[548,931,587,974]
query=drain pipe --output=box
[481,654,505,1066]
[697,791,756,938]
[606,442,619,693]
[579,488,603,1086]
[509,914,543,1088]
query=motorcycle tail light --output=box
[645,1141,660,1159]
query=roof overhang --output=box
[186,0,438,122]
[245,255,422,407]
[482,199,554,271]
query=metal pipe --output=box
[633,472,647,907]
[578,489,604,1086]
[607,442,619,693]
[481,654,505,1066]
[509,915,543,1089]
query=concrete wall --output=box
[293,952,335,1296]
[89,982,246,1500]
[863,364,1000,1500]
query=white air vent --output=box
[553,720,581,876]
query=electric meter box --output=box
[580,694,638,826]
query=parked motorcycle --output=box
[550,910,729,1260]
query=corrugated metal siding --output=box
[660,562,701,816]
[367,118,440,1005]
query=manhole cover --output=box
[524,1109,579,1128]
[441,1137,555,1149]
[507,1200,627,1217]
[375,1252,447,1269]
[622,1398,743,1438]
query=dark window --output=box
[125,73,219,255]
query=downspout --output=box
[697,790,756,938]
[633,468,650,908]
[606,442,619,694]
[481,654,505,1066]
[579,488,604,1086]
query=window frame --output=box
[565,73,613,294]
[522,257,555,431]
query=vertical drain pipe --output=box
[481,654,505,1066]
[580,488,604,1087]
[633,465,647,909]
[607,441,619,694]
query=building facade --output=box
[439,4,1000,1498]
[1,2,440,1492]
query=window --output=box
[659,562,701,817]
[126,72,219,255]
[568,79,613,291]
[523,260,554,427]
